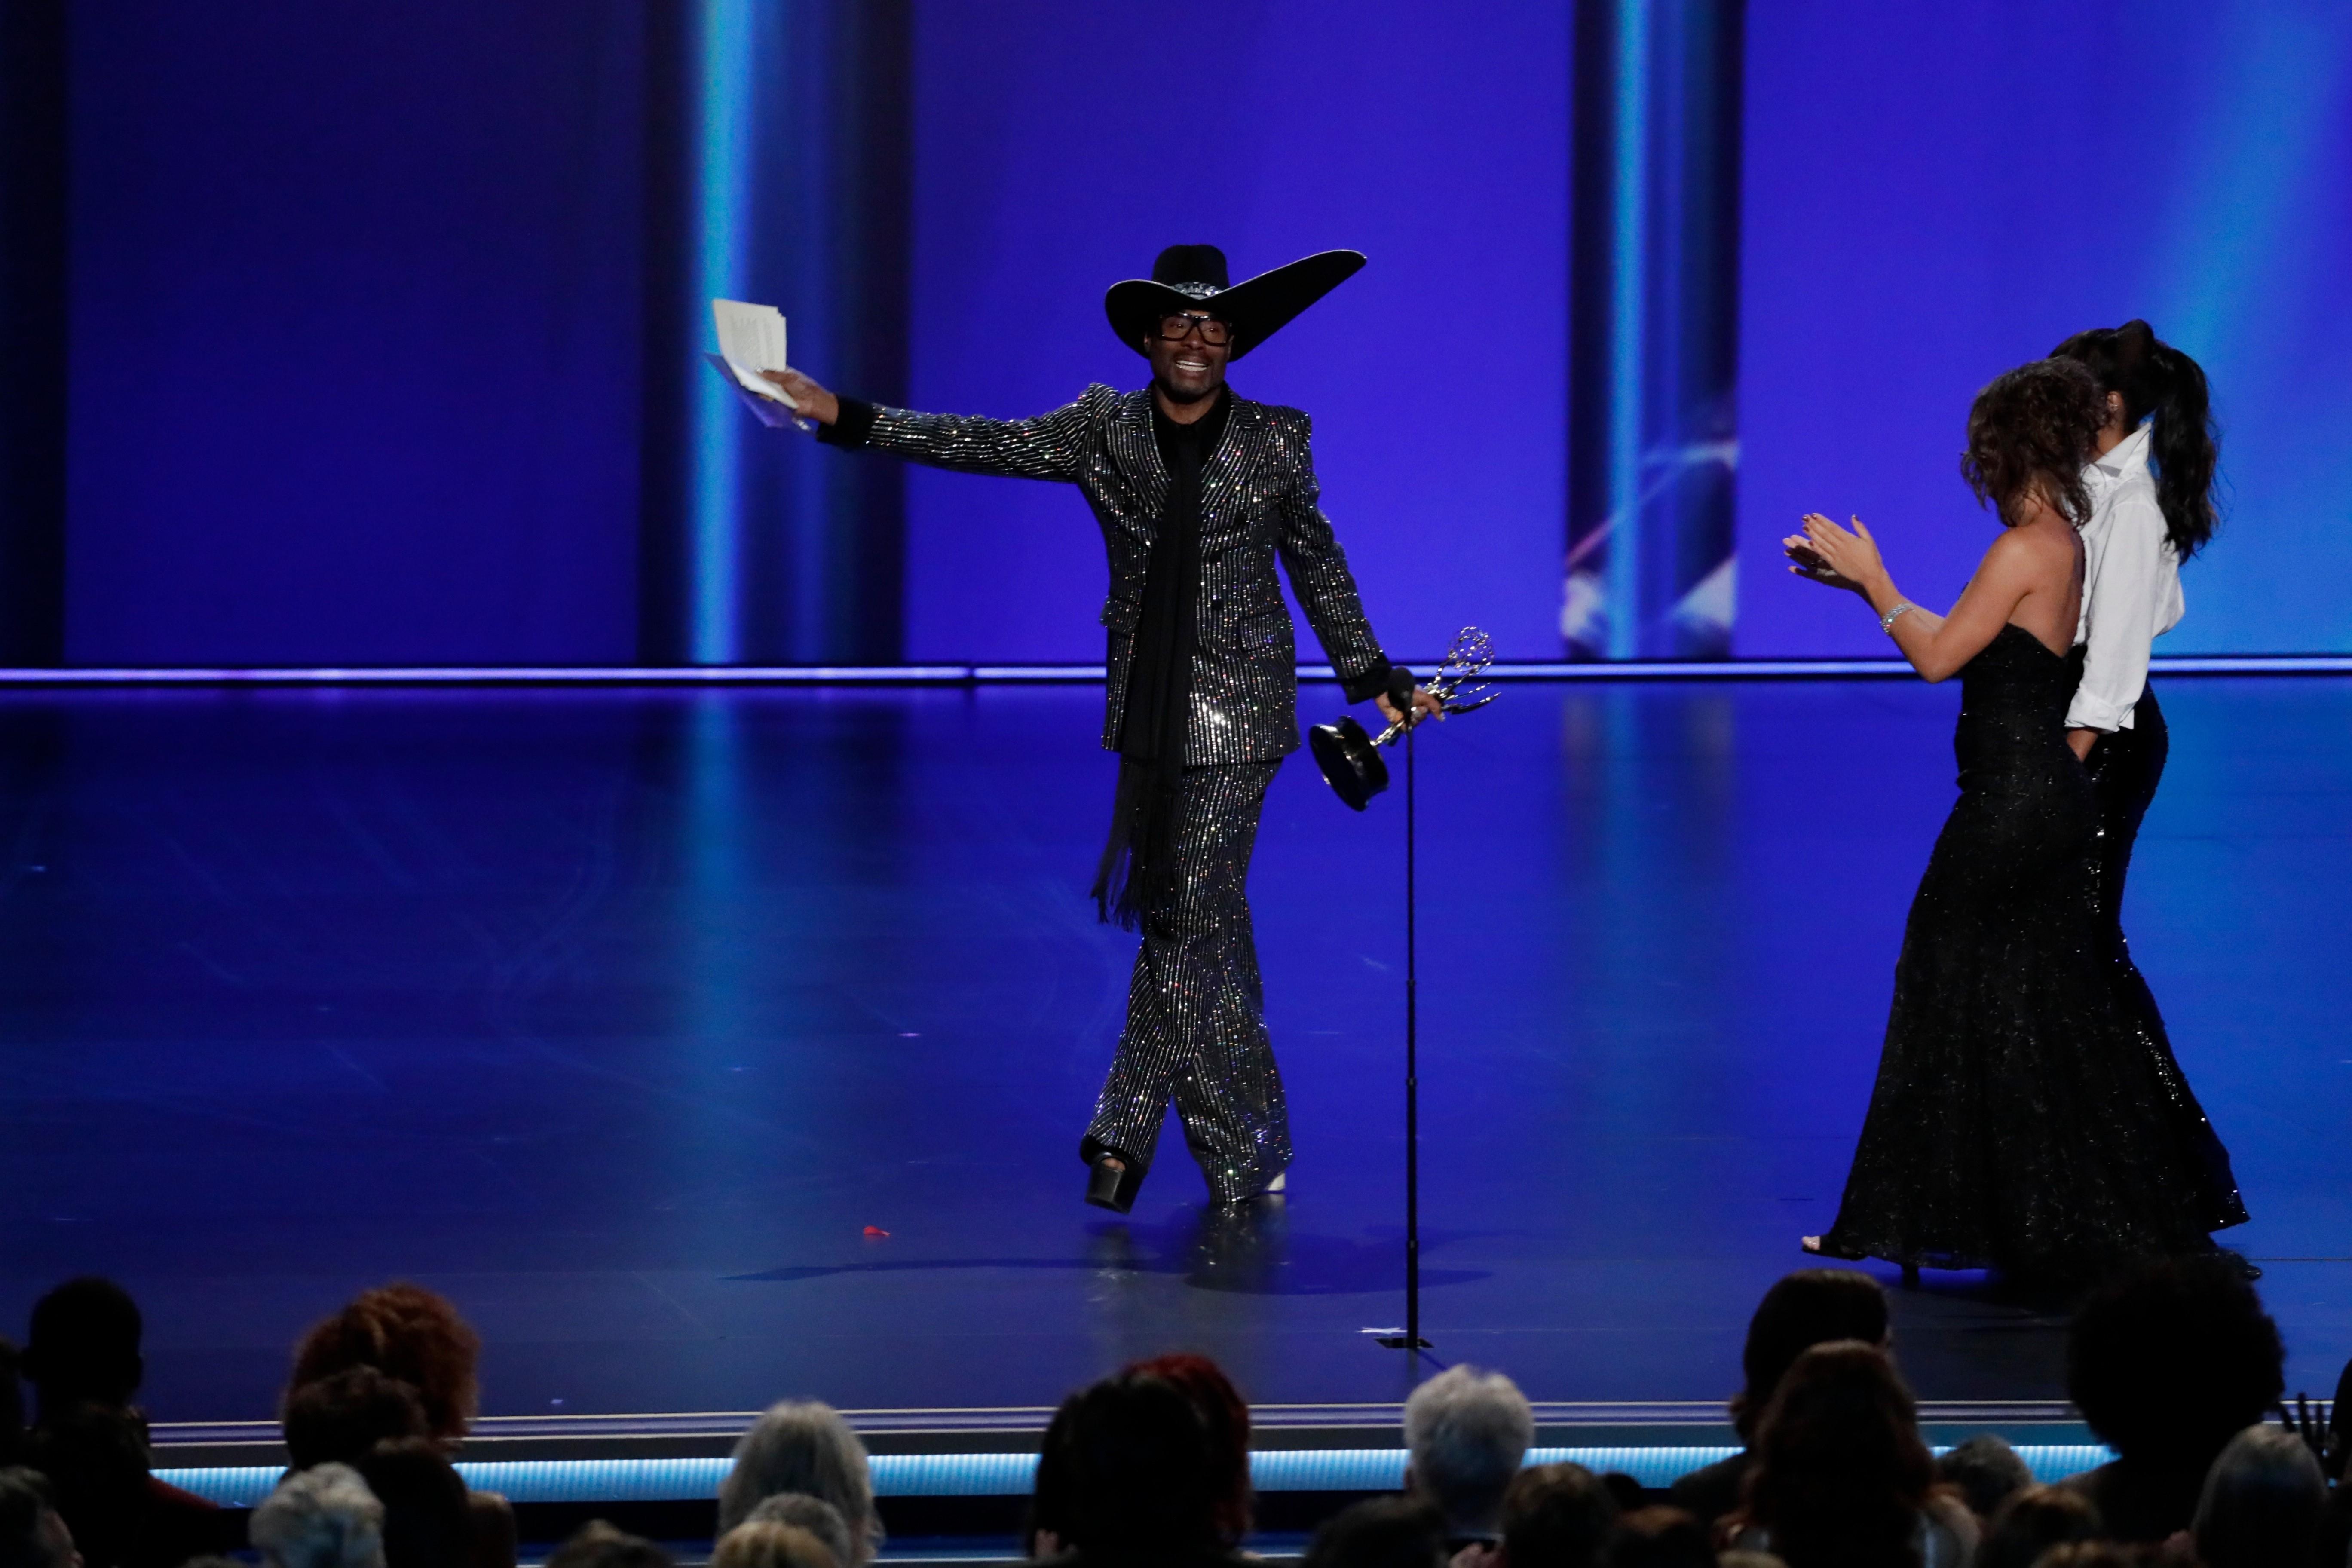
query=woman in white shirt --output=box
[2048,319,2219,936]
[2050,320,2248,1273]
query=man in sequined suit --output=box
[769,244,1435,1211]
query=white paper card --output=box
[710,297,796,407]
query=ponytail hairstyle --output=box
[2050,319,2220,559]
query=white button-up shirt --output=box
[2069,422,2183,732]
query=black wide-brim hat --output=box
[1105,244,1365,361]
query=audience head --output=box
[1933,1433,2032,1523]
[1402,1366,1535,1537]
[1498,1463,1617,1568]
[2065,1256,2283,1471]
[21,1280,143,1419]
[0,1469,75,1568]
[2189,1421,2324,1568]
[1302,1496,1448,1568]
[2031,1547,2149,1568]
[291,1285,481,1447]
[1731,1271,1890,1442]
[1740,1341,1935,1568]
[545,1521,674,1568]
[745,1494,851,1568]
[718,1401,879,1558]
[284,1368,431,1471]
[249,1462,387,1568]
[1600,1507,1713,1568]
[18,1401,148,1521]
[1039,1371,1228,1561]
[712,1521,836,1568]
[349,1438,472,1568]
[1124,1354,1253,1546]
[1975,1485,2101,1568]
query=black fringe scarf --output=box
[1091,389,1231,928]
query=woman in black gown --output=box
[1783,358,2245,1282]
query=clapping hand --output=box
[1784,513,1884,595]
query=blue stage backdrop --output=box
[61,0,648,667]
[1734,2,2352,658]
[897,0,1568,667]
[18,2,2352,666]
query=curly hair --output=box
[2052,320,2220,559]
[289,1285,481,1445]
[1739,1341,1937,1568]
[2065,1256,2283,1467]
[1960,358,2106,528]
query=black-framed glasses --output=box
[1154,312,1233,346]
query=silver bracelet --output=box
[1879,600,1917,633]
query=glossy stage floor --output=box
[2,673,2346,1428]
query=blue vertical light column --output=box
[638,0,909,666]
[685,0,763,664]
[1566,0,1745,660]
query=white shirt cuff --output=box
[2066,692,2136,732]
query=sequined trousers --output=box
[1082,760,1291,1204]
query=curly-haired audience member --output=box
[285,1285,514,1568]
[2058,1256,2284,1541]
[289,1286,480,1448]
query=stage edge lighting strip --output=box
[4,657,2349,687]
[154,1444,2113,1506]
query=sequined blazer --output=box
[844,384,1395,765]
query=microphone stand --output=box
[1376,719,1433,1357]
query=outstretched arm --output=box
[1789,512,2037,683]
[763,367,1093,484]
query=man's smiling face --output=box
[1146,310,1233,405]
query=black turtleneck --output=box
[1091,387,1230,926]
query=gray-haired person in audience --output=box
[746,1494,853,1568]
[249,1463,387,1568]
[1932,1433,2034,1525]
[2190,1422,2326,1568]
[1403,1366,1535,1556]
[718,1402,881,1562]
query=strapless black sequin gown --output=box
[1819,625,2246,1277]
